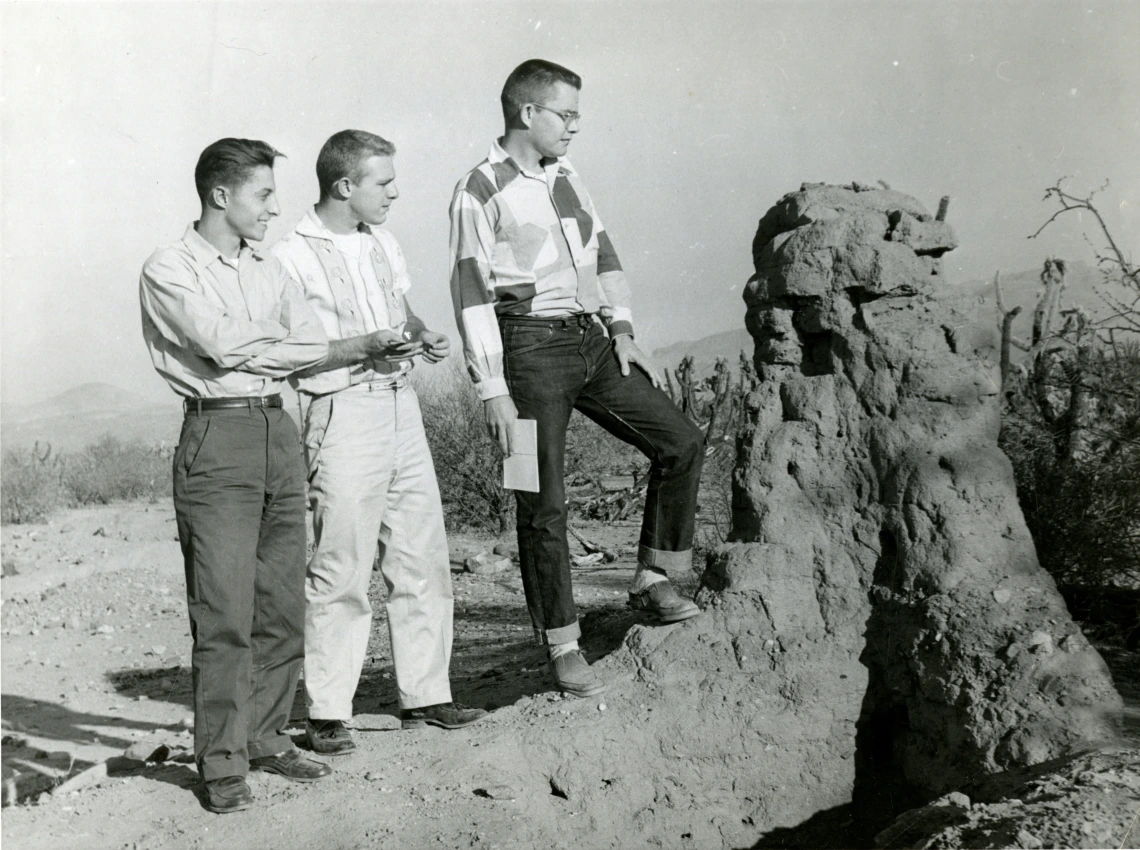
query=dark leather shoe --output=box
[249,749,332,782]
[628,579,700,624]
[400,702,488,730]
[205,776,253,813]
[305,719,356,756]
[549,649,608,698]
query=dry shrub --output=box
[415,364,513,534]
[64,435,172,506]
[1001,343,1140,640]
[1,449,66,524]
[1,436,173,524]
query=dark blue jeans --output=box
[501,314,705,644]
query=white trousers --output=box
[302,381,453,716]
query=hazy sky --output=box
[2,1,1137,405]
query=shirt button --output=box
[306,275,314,282]
[341,299,353,310]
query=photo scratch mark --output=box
[222,39,267,57]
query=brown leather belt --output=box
[183,394,283,414]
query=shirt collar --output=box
[182,222,262,266]
[489,139,560,181]
[295,207,374,241]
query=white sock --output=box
[630,564,668,593]
[548,640,580,660]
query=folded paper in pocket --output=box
[502,419,539,492]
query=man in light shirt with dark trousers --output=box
[449,60,704,699]
[273,130,486,758]
[140,138,397,813]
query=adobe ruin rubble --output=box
[505,183,1124,848]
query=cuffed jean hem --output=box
[638,545,694,571]
[534,620,582,646]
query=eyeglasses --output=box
[529,103,581,126]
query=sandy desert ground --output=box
[2,502,1137,849]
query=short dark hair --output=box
[501,59,581,121]
[316,130,397,197]
[194,138,282,204]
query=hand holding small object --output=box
[419,331,450,363]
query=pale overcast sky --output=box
[2,1,1137,405]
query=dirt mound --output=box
[521,182,1127,844]
[873,747,1140,849]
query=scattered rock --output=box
[993,588,1012,604]
[936,791,971,808]
[571,552,605,568]
[122,742,170,763]
[1027,631,1054,655]
[492,543,520,561]
[475,784,516,801]
[465,552,512,576]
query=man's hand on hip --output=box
[484,395,518,455]
[419,331,450,364]
[612,335,662,388]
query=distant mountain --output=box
[3,382,153,421]
[0,382,306,454]
[1,383,183,454]
[652,327,754,377]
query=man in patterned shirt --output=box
[449,59,704,698]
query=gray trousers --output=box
[173,406,306,781]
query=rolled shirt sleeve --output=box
[449,184,510,401]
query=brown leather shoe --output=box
[249,749,332,782]
[549,649,608,698]
[205,776,253,813]
[400,702,488,730]
[305,719,356,756]
[628,579,700,624]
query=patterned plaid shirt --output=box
[448,141,633,400]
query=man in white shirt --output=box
[273,130,486,756]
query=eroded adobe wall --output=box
[723,181,1121,805]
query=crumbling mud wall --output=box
[722,182,1122,808]
[501,183,1123,849]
